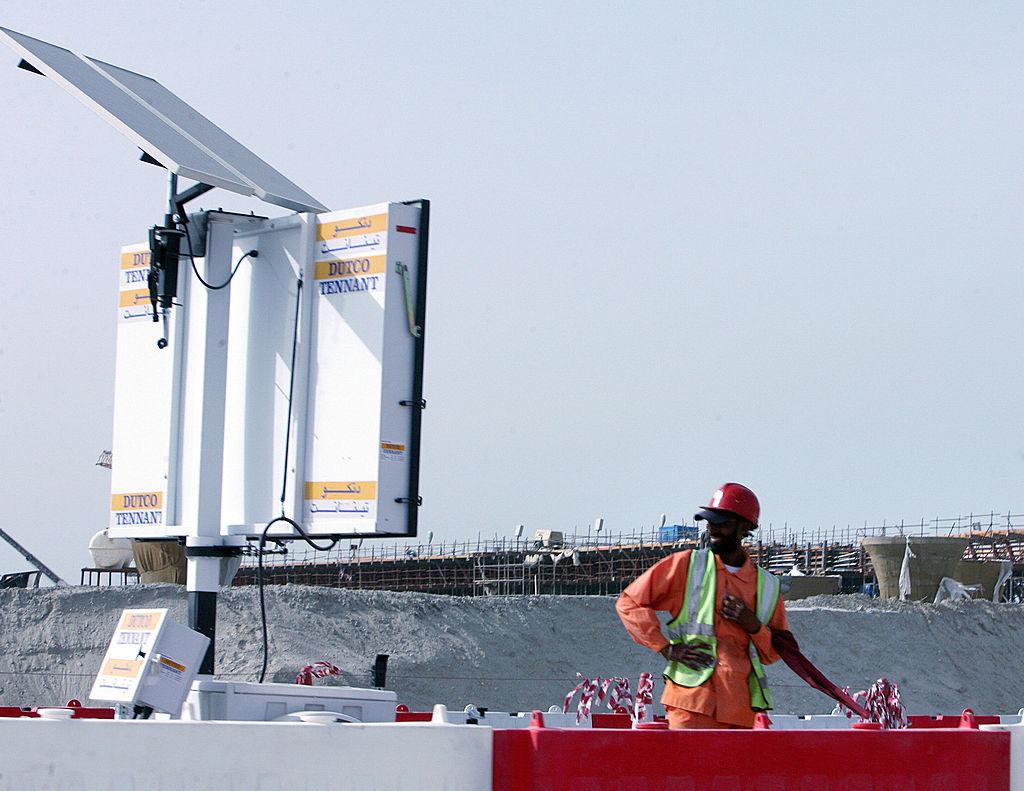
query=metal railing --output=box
[73,510,1024,595]
[237,510,1024,574]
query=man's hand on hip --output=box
[660,644,715,669]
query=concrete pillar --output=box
[862,536,968,601]
[954,560,1005,599]
[781,575,842,601]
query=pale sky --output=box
[1,2,1022,581]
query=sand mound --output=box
[1,586,1021,715]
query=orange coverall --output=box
[616,549,789,728]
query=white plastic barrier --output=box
[0,719,491,791]
[767,714,855,729]
[479,710,586,729]
[981,721,1024,791]
[424,705,590,729]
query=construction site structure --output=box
[862,536,970,601]
[226,519,1024,601]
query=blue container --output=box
[659,525,697,542]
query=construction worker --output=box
[616,483,788,729]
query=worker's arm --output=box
[615,551,690,654]
[748,594,789,665]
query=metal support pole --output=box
[188,590,217,675]
[0,526,63,585]
[181,214,235,675]
[165,172,178,225]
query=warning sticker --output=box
[380,442,407,462]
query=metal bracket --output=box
[395,496,423,506]
[400,399,427,409]
[395,261,422,338]
[184,545,243,558]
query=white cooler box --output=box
[181,680,397,723]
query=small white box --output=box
[181,680,397,723]
[90,608,209,716]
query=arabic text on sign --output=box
[308,502,372,514]
[304,481,378,501]
[316,213,387,241]
[100,659,143,679]
[119,288,151,308]
[318,235,384,255]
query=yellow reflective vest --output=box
[663,550,780,711]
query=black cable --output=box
[256,276,337,683]
[258,516,337,683]
[178,218,257,290]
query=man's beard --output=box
[709,535,741,555]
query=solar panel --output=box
[0,27,327,213]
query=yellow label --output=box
[111,492,164,511]
[120,250,151,270]
[100,658,144,679]
[380,443,406,452]
[305,481,378,501]
[314,255,386,281]
[317,213,387,240]
[118,289,151,308]
[117,610,163,631]
[159,656,186,673]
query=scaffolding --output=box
[230,511,1024,597]
[76,510,1024,597]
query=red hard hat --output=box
[694,483,760,528]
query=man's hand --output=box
[660,643,715,670]
[720,594,761,634]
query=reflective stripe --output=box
[748,645,770,689]
[664,550,719,688]
[747,567,780,709]
[686,550,708,627]
[755,570,780,623]
[668,622,715,639]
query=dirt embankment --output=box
[1,586,1020,715]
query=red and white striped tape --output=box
[837,677,907,729]
[634,672,654,722]
[563,674,652,724]
[295,661,341,686]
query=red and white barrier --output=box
[0,705,1015,790]
[0,698,114,720]
[493,717,1010,791]
[0,719,492,790]
[982,722,1024,791]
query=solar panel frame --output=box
[88,57,327,212]
[0,27,327,213]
